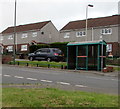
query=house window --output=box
[101,28,112,35]
[106,44,112,52]
[0,36,3,41]
[21,45,27,51]
[22,33,28,38]
[76,31,86,37]
[8,35,13,40]
[64,33,70,38]
[7,46,13,52]
[32,32,37,37]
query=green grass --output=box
[2,87,118,107]
[9,61,67,69]
[113,67,120,71]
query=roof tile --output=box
[61,15,119,31]
[2,21,50,34]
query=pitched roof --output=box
[60,15,119,31]
[2,21,51,34]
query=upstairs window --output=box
[22,33,28,38]
[8,35,13,40]
[64,33,70,38]
[32,32,37,37]
[101,28,112,35]
[76,31,86,37]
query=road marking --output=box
[111,79,118,81]
[57,82,70,85]
[4,75,11,77]
[75,85,87,88]
[86,76,117,81]
[41,80,53,83]
[26,78,37,81]
[14,76,24,79]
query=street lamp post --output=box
[86,4,93,41]
[13,0,17,64]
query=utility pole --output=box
[13,0,17,64]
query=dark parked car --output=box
[28,48,64,62]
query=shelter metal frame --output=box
[67,40,106,71]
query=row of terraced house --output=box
[0,14,120,57]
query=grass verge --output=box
[113,67,120,71]
[9,61,67,69]
[2,87,118,107]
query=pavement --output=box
[6,64,119,78]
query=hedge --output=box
[29,44,50,53]
[50,42,69,58]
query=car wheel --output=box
[29,57,34,61]
[47,58,51,62]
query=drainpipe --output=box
[92,27,94,56]
[92,27,94,41]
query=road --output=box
[2,65,118,95]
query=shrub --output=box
[37,44,50,49]
[50,42,69,58]
[29,45,38,53]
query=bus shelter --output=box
[67,40,106,71]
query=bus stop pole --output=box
[101,41,103,71]
[76,46,78,70]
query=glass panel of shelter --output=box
[88,45,98,70]
[67,46,76,69]
[76,44,105,71]
[76,45,87,70]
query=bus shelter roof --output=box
[67,40,106,46]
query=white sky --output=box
[0,0,119,32]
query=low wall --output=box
[2,55,13,64]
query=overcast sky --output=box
[0,0,119,32]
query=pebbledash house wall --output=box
[1,15,120,57]
[60,26,119,42]
[59,15,120,57]
[1,21,59,54]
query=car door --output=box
[34,50,41,60]
[39,48,50,60]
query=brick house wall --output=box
[107,42,120,57]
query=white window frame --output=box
[64,33,70,38]
[106,44,112,52]
[22,33,28,38]
[76,31,86,37]
[7,46,13,52]
[8,35,13,40]
[101,28,112,35]
[21,45,27,51]
[32,32,37,37]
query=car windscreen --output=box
[53,49,62,54]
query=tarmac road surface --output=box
[1,65,119,95]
